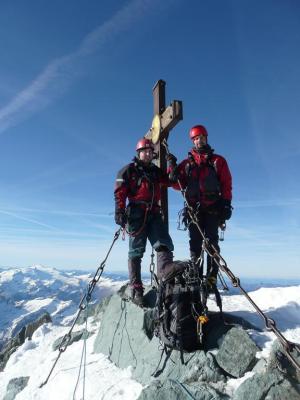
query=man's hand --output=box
[207,275,217,289]
[220,199,232,221]
[166,153,177,167]
[115,209,127,227]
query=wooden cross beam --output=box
[145,79,183,231]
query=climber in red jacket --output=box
[114,138,186,306]
[168,125,232,283]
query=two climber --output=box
[114,125,232,305]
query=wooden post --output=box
[144,80,183,231]
[153,80,169,229]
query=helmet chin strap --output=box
[196,144,211,154]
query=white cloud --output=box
[0,0,163,135]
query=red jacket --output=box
[114,158,169,211]
[172,147,232,208]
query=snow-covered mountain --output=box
[0,265,299,399]
[0,265,124,350]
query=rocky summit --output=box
[93,285,300,400]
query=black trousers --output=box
[188,210,220,277]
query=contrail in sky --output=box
[0,0,167,135]
[0,209,62,231]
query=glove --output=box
[166,153,177,167]
[115,209,127,227]
[220,199,232,221]
[207,276,217,289]
[169,166,179,183]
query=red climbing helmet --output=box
[136,138,154,151]
[189,125,208,140]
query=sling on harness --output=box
[123,167,156,238]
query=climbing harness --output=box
[39,228,122,389]
[124,205,150,237]
[124,174,156,238]
[162,138,300,372]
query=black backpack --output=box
[154,266,211,354]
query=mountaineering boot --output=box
[128,258,144,307]
[157,249,189,281]
[131,286,144,307]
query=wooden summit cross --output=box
[145,79,183,231]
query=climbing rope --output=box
[72,295,88,400]
[162,139,300,372]
[124,172,156,238]
[39,228,122,389]
[169,379,198,400]
[124,206,150,238]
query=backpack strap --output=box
[213,285,223,317]
[151,345,173,378]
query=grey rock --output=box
[52,329,92,351]
[93,284,300,399]
[252,358,267,374]
[23,312,52,339]
[75,302,98,325]
[268,339,300,384]
[138,379,230,400]
[93,296,111,322]
[3,376,29,400]
[233,369,300,400]
[215,327,260,377]
[0,312,51,371]
[181,351,226,384]
[93,291,227,386]
[265,379,300,400]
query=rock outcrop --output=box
[3,376,29,400]
[0,312,52,371]
[93,285,300,399]
[215,327,259,377]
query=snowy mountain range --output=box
[0,265,124,352]
[0,265,299,399]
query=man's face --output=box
[193,134,207,149]
[138,148,154,164]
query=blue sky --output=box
[0,0,300,278]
